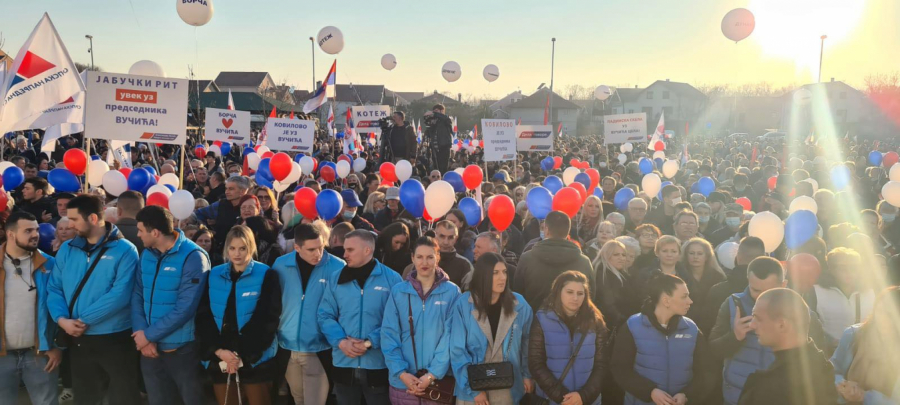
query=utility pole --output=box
[85,35,94,70]
[818,35,827,83]
[309,37,316,90]
[549,38,556,129]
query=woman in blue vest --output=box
[381,236,461,404]
[195,225,283,405]
[450,252,533,405]
[528,270,608,405]
[831,286,900,404]
[610,273,715,405]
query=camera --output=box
[377,116,393,131]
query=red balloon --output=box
[654,141,666,151]
[337,154,352,163]
[154,175,160,183]
[63,149,88,176]
[380,162,398,183]
[0,192,8,212]
[311,158,318,172]
[463,165,483,190]
[261,151,275,159]
[578,161,591,170]
[569,158,580,167]
[552,187,582,218]
[146,192,169,209]
[270,152,292,182]
[254,145,263,153]
[487,195,515,232]
[884,151,900,168]
[294,188,319,220]
[552,156,563,170]
[569,182,587,203]
[423,208,434,223]
[194,146,207,159]
[735,197,752,212]
[213,140,222,147]
[320,166,336,182]
[119,168,132,179]
[585,169,601,192]
[767,176,777,191]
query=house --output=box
[779,79,896,139]
[385,90,425,107]
[331,84,386,129]
[507,89,581,134]
[416,91,463,108]
[488,90,524,118]
[214,72,278,98]
[0,50,14,71]
[617,80,707,135]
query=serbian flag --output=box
[648,111,665,151]
[452,116,458,136]
[326,104,335,138]
[258,106,276,146]
[0,13,85,135]
[290,110,295,119]
[303,60,336,113]
[472,124,478,139]
[227,89,235,110]
[557,122,563,137]
[517,118,521,125]
[543,94,550,125]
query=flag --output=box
[648,112,665,151]
[472,124,478,139]
[452,116,458,136]
[682,143,690,164]
[303,60,336,113]
[0,62,6,95]
[0,13,86,135]
[227,89,235,110]
[326,104,335,138]
[557,122,563,137]
[290,110,295,119]
[42,122,82,153]
[107,140,133,169]
[543,94,550,125]
[257,106,276,146]
[751,146,758,164]
[517,118,521,125]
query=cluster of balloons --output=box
[292,188,344,221]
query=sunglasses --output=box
[257,195,271,201]
[6,254,35,291]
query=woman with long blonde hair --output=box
[593,240,636,328]
[679,237,725,332]
[573,195,604,245]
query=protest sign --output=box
[481,119,517,161]
[264,118,315,152]
[516,124,553,152]
[603,113,647,144]
[351,105,390,134]
[205,107,250,143]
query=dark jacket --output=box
[513,238,594,310]
[427,112,454,147]
[116,217,144,253]
[205,183,225,203]
[380,122,417,160]
[594,264,640,328]
[737,340,838,405]
[373,207,401,231]
[15,196,56,224]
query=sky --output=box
[2,0,898,99]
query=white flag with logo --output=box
[647,111,664,150]
[41,122,83,153]
[0,13,85,135]
[107,140,133,169]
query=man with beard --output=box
[0,211,61,405]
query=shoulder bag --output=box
[405,295,456,404]
[54,247,110,349]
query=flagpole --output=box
[179,145,186,189]
[84,136,91,193]
[549,38,556,131]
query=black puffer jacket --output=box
[512,238,595,310]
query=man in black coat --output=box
[423,104,453,172]
[379,112,417,163]
[15,177,57,223]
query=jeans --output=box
[140,342,204,405]
[334,368,390,405]
[284,351,329,405]
[70,330,141,405]
[0,349,59,405]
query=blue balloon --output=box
[315,189,343,221]
[459,197,482,225]
[138,175,157,196]
[144,166,157,177]
[869,151,883,166]
[255,170,274,189]
[38,170,49,179]
[38,223,55,253]
[443,171,465,193]
[48,168,81,192]
[294,153,306,163]
[91,155,101,161]
[785,210,818,249]
[243,147,255,158]
[691,181,700,194]
[658,181,673,200]
[574,173,591,191]
[543,176,564,194]
[526,187,553,220]
[639,158,654,174]
[697,176,716,197]
[220,142,232,156]
[2,166,25,190]
[257,158,274,182]
[593,187,604,200]
[336,132,345,140]
[541,156,554,171]
[614,188,636,211]
[399,179,425,218]
[831,166,851,190]
[127,168,152,192]
[164,184,176,193]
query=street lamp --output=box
[309,36,316,91]
[818,35,827,83]
[549,38,556,127]
[85,35,94,70]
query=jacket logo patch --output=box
[163,267,176,272]
[373,286,388,291]
[675,334,692,339]
[241,291,258,297]
[318,279,326,283]
[434,301,446,305]
[101,255,114,260]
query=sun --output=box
[748,0,867,77]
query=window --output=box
[663,91,670,100]
[628,109,634,114]
[647,91,654,100]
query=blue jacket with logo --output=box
[47,224,139,335]
[722,291,775,405]
[207,261,278,366]
[131,230,210,351]
[625,313,698,405]
[317,260,403,369]
[0,247,57,354]
[535,309,598,400]
[271,251,345,353]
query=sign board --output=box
[603,113,647,144]
[264,118,315,152]
[351,105,390,134]
[205,108,251,143]
[84,72,188,144]
[516,124,553,152]
[481,119,517,161]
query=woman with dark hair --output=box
[447,209,477,262]
[192,228,224,267]
[611,274,715,405]
[375,222,412,274]
[831,286,900,404]
[528,271,608,405]
[244,216,284,267]
[253,186,283,229]
[381,236,461,404]
[450,252,534,405]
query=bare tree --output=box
[74,62,102,72]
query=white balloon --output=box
[147,184,173,197]
[101,170,128,197]
[336,160,351,179]
[317,26,344,55]
[255,146,270,156]
[441,61,461,83]
[662,160,680,178]
[380,54,397,71]
[285,162,302,184]
[653,151,666,160]
[0,161,14,174]
[721,8,755,42]
[883,181,900,208]
[424,180,456,219]
[623,142,634,152]
[890,164,900,181]
[352,158,366,172]
[395,160,413,182]
[642,173,662,199]
[273,180,291,193]
[175,0,214,27]
[208,145,221,157]
[562,167,581,185]
[620,144,628,153]
[159,173,179,188]
[454,168,465,176]
[128,60,166,78]
[617,154,627,165]
[748,211,785,253]
[803,178,819,193]
[482,64,499,82]
[793,89,812,106]
[716,242,740,270]
[594,85,612,101]
[789,196,818,215]
[246,153,262,170]
[298,156,315,175]
[169,190,195,220]
[87,160,110,187]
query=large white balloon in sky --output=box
[594,85,612,101]
[317,26,344,55]
[441,61,461,83]
[176,0,214,27]
[482,64,499,82]
[721,8,755,42]
[381,54,397,71]
[793,88,813,106]
[129,60,166,78]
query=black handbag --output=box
[520,331,589,405]
[405,296,455,404]
[54,247,109,349]
[467,361,515,391]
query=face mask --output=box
[699,216,710,223]
[735,185,746,192]
[599,162,608,168]
[229,172,240,178]
[883,214,896,223]
[342,210,356,221]
[684,169,694,176]
[669,197,682,206]
[540,230,546,239]
[725,217,741,228]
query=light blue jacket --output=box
[272,251,345,353]
[831,324,900,404]
[47,225,139,335]
[381,275,461,389]
[317,260,403,369]
[449,291,533,403]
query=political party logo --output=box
[528,145,552,150]
[518,130,551,139]
[8,51,55,90]
[290,145,311,151]
[140,132,178,142]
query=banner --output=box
[205,108,250,143]
[481,119,517,162]
[264,118,315,152]
[516,124,553,152]
[603,113,647,144]
[351,105,390,134]
[84,71,188,144]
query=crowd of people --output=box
[1,107,900,405]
